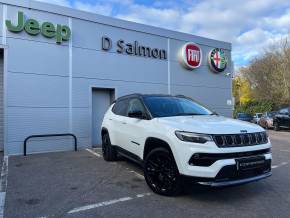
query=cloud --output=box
[34,0,290,71]
[117,5,181,30]
[115,0,290,70]
[35,0,70,7]
[35,0,114,16]
[73,1,113,16]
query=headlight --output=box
[175,131,213,143]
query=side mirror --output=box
[211,111,219,116]
[128,110,144,119]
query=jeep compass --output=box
[101,94,272,196]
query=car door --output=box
[276,109,284,127]
[110,98,130,148]
[122,98,150,158]
[259,114,265,127]
[285,109,290,128]
[280,109,288,127]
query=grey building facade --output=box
[0,0,232,155]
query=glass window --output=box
[112,99,129,116]
[279,108,288,114]
[127,98,145,115]
[143,96,212,118]
[237,113,252,118]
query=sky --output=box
[36,0,290,70]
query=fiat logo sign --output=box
[179,42,202,70]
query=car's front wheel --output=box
[102,132,117,161]
[144,147,182,196]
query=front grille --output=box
[212,132,268,148]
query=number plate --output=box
[236,156,266,171]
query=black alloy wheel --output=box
[102,133,117,161]
[144,147,182,196]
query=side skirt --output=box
[112,145,144,167]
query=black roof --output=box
[114,93,190,102]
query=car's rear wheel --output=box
[274,122,280,131]
[102,132,117,161]
[144,147,182,196]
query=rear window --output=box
[279,108,290,114]
[112,99,129,116]
[268,112,275,118]
[237,113,251,118]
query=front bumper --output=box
[198,172,272,187]
[181,158,272,186]
[171,139,272,182]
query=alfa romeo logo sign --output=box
[208,48,227,73]
[179,42,202,70]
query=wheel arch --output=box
[143,137,174,160]
[101,127,109,137]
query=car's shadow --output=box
[115,155,269,201]
[184,181,268,202]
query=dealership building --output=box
[0,0,232,155]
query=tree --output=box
[232,76,252,105]
[239,36,290,109]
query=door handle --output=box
[121,122,127,124]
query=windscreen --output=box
[143,96,213,118]
[268,112,275,118]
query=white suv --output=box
[101,94,272,196]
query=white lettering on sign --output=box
[187,49,200,62]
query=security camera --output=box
[225,72,231,77]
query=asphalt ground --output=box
[3,130,290,218]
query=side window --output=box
[280,108,287,115]
[112,99,129,116]
[127,98,146,115]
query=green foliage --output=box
[232,76,252,105]
[234,100,274,118]
[240,37,290,107]
[234,35,290,116]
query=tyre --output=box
[144,147,182,196]
[102,132,117,161]
[274,122,280,131]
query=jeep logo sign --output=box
[179,42,202,70]
[6,11,71,44]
